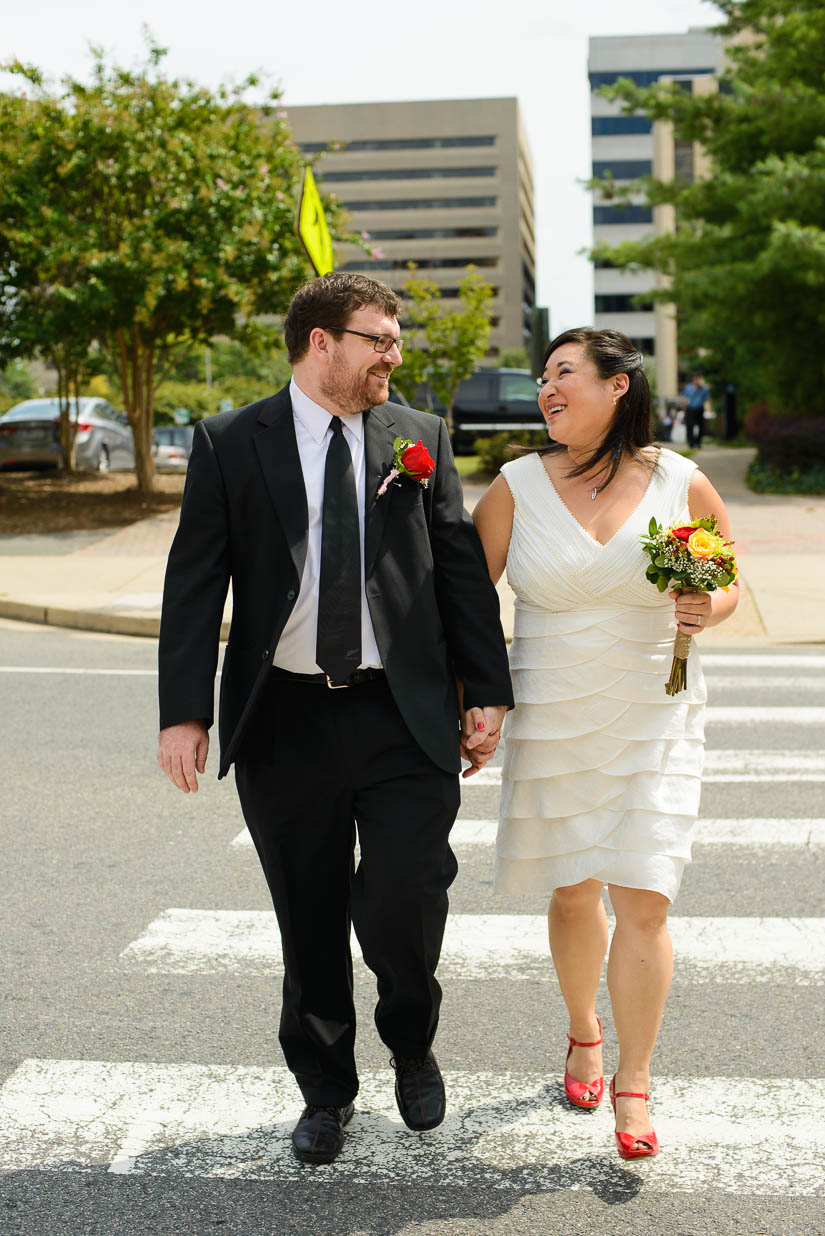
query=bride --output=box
[472,328,738,1159]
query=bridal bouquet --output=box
[640,515,737,695]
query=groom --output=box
[157,272,512,1164]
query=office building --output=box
[284,98,537,357]
[588,29,724,402]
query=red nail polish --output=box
[477,722,485,731]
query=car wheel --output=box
[96,445,110,473]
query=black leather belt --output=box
[272,666,385,689]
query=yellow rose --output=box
[687,528,723,559]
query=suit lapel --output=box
[253,386,309,584]
[363,403,398,577]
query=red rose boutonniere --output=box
[377,436,435,498]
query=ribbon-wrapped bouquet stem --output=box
[640,515,738,696]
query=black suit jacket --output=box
[158,385,513,777]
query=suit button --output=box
[287,589,296,600]
[262,650,269,660]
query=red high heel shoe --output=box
[563,1016,604,1109]
[609,1075,660,1160]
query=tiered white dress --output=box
[495,448,706,903]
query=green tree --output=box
[590,0,825,416]
[0,360,34,402]
[0,42,351,490]
[393,267,494,434]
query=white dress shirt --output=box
[273,378,382,674]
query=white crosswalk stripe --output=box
[231,817,825,850]
[1,1059,823,1194]
[460,750,825,786]
[119,909,825,984]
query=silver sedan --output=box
[0,397,135,472]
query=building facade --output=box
[284,98,537,358]
[588,29,724,403]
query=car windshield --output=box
[155,427,192,446]
[1,399,93,422]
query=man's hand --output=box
[157,720,210,794]
[461,705,507,779]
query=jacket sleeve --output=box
[158,420,231,731]
[427,416,514,712]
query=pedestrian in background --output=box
[157,273,512,1165]
[681,372,711,449]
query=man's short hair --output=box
[284,273,402,364]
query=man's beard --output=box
[319,351,391,413]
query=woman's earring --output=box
[613,396,618,408]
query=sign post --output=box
[296,167,334,276]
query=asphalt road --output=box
[1,618,823,1236]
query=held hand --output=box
[669,589,713,633]
[157,720,210,794]
[463,705,507,750]
[461,705,507,779]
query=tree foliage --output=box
[591,0,825,416]
[0,41,350,489]
[392,267,494,433]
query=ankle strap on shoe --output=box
[612,1090,650,1101]
[566,1016,603,1048]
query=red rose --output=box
[672,525,694,541]
[401,440,435,480]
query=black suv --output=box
[413,369,542,453]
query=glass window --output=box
[339,257,497,272]
[321,167,496,183]
[593,205,653,225]
[589,67,714,90]
[591,116,652,136]
[456,373,495,403]
[300,136,496,153]
[592,160,653,180]
[500,374,539,403]
[594,294,654,313]
[339,196,497,211]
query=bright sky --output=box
[3,0,720,337]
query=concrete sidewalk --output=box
[1,446,822,644]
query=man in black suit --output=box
[157,273,512,1164]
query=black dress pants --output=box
[234,671,460,1106]
[685,408,704,448]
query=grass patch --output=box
[453,454,491,481]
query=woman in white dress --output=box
[472,329,738,1160]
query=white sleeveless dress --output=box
[495,448,706,903]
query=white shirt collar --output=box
[290,376,364,444]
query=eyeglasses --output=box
[334,328,404,354]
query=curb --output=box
[0,599,230,641]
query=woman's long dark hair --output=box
[531,327,653,491]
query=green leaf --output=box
[648,516,659,537]
[656,576,670,592]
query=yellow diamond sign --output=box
[297,167,334,276]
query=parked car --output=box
[152,424,194,471]
[0,397,135,472]
[412,369,542,453]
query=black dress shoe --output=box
[392,1051,446,1130]
[291,1102,354,1164]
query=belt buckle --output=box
[325,674,350,689]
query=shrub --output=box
[743,402,773,442]
[474,430,547,474]
[747,460,825,495]
[755,417,825,471]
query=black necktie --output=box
[316,416,362,683]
